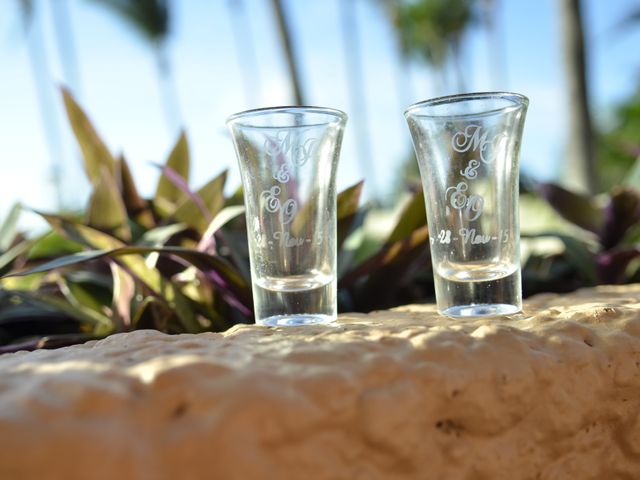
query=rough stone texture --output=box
[1,285,640,479]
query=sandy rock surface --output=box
[1,285,640,479]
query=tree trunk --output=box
[227,0,261,107]
[155,42,182,134]
[21,1,66,208]
[559,0,596,194]
[339,0,377,197]
[269,0,305,105]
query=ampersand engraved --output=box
[460,159,480,180]
[273,163,291,183]
[261,186,281,213]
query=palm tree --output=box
[390,0,476,93]
[339,0,378,197]
[18,0,66,208]
[90,0,182,134]
[478,0,507,89]
[226,0,262,108]
[559,0,595,194]
[50,0,82,96]
[269,0,305,105]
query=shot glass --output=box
[227,106,347,326]
[404,92,529,317]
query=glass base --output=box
[441,303,520,318]
[434,268,522,319]
[257,314,336,327]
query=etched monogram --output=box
[444,125,506,225]
[445,182,484,222]
[273,163,291,183]
[258,130,320,246]
[260,186,298,225]
[264,131,318,166]
[451,125,506,164]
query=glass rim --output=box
[404,91,529,119]
[226,105,348,128]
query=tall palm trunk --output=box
[20,0,66,208]
[155,41,182,134]
[50,0,81,95]
[269,0,305,105]
[339,0,378,196]
[227,0,261,107]
[560,0,596,194]
[479,0,507,89]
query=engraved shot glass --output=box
[227,107,347,326]
[405,92,529,317]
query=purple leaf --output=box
[596,247,640,284]
[534,182,603,235]
[153,163,211,222]
[600,188,640,249]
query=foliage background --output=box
[0,0,639,351]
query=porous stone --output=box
[1,285,640,479]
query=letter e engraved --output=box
[261,186,281,213]
[445,182,468,215]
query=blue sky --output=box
[0,0,639,228]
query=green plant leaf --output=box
[61,86,115,183]
[336,181,365,249]
[339,225,431,310]
[523,232,598,284]
[386,189,427,244]
[117,155,154,228]
[623,157,640,190]
[0,239,33,276]
[10,290,112,333]
[58,276,111,319]
[0,203,21,251]
[535,182,603,235]
[138,223,187,246]
[3,242,250,330]
[86,166,132,241]
[341,225,430,289]
[173,170,227,233]
[154,131,190,216]
[337,181,364,220]
[27,231,83,260]
[110,260,134,331]
[31,214,202,332]
[198,205,245,250]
